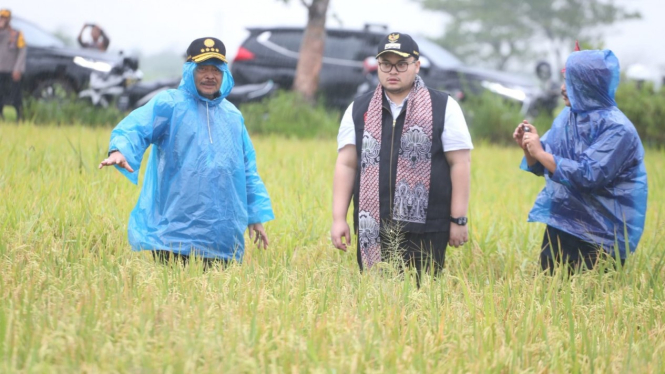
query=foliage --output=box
[1,124,665,372]
[22,97,126,127]
[459,90,558,146]
[615,81,665,148]
[416,0,640,70]
[14,80,665,147]
[461,80,665,147]
[460,91,526,145]
[239,90,341,138]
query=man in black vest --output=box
[331,33,473,277]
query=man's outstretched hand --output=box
[98,151,134,172]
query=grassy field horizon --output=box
[1,123,664,373]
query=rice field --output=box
[1,123,664,373]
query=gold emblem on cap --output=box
[388,34,400,43]
[204,39,215,48]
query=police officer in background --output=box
[0,9,26,122]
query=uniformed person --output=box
[0,9,26,122]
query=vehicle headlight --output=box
[73,56,113,73]
[481,81,527,102]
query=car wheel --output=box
[32,78,75,101]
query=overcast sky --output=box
[6,0,665,74]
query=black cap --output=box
[186,37,227,63]
[376,33,419,60]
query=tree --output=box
[280,0,331,103]
[416,0,640,71]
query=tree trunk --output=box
[293,0,330,104]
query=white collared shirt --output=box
[386,92,408,120]
[337,94,474,152]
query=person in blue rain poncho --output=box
[513,48,648,274]
[99,37,274,267]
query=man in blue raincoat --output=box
[513,49,647,274]
[99,37,274,267]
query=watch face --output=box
[451,216,467,225]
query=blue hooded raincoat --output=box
[108,60,274,260]
[521,50,648,258]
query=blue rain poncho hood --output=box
[521,50,648,258]
[107,60,274,260]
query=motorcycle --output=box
[79,53,278,111]
[78,56,143,108]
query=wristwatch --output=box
[450,216,468,226]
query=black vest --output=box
[352,88,452,234]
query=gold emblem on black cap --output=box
[189,37,228,63]
[377,33,409,58]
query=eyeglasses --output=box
[378,60,417,73]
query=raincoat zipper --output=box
[206,101,213,144]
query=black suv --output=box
[231,26,542,112]
[12,17,140,100]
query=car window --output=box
[324,35,366,61]
[413,37,462,69]
[268,31,303,53]
[11,18,65,48]
[267,30,368,61]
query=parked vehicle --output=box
[117,77,278,111]
[231,25,544,113]
[79,65,143,108]
[15,16,275,111]
[12,16,142,101]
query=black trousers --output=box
[0,73,23,121]
[540,225,624,274]
[358,231,449,280]
[151,250,230,271]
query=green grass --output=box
[1,123,664,373]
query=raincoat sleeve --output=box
[242,122,275,224]
[520,154,545,176]
[108,91,174,184]
[519,130,549,176]
[550,124,637,191]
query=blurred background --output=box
[2,0,664,145]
